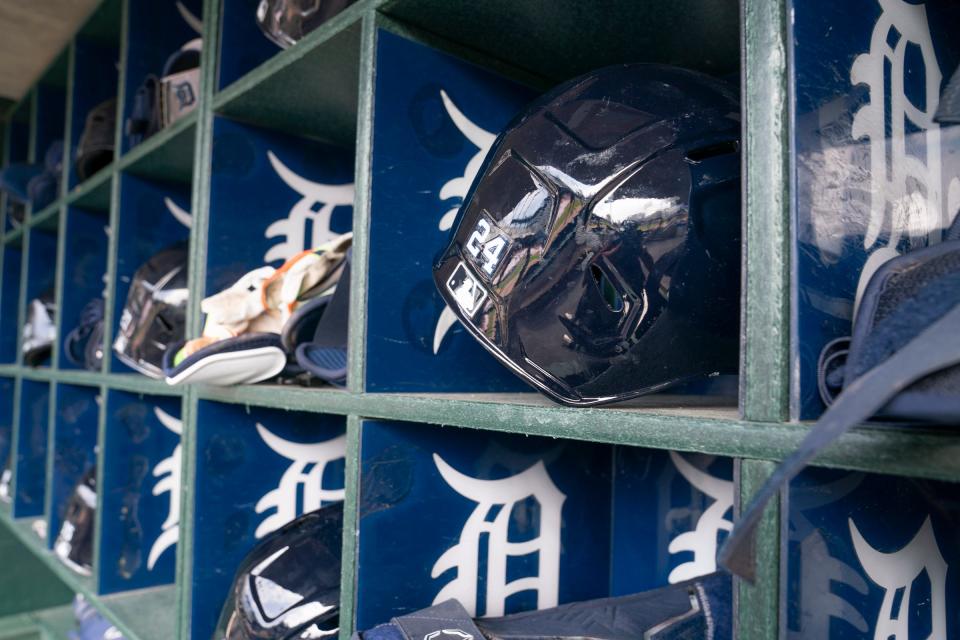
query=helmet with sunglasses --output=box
[113,243,189,378]
[434,64,742,406]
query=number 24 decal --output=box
[465,218,508,276]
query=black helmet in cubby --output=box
[53,467,97,576]
[76,98,116,181]
[255,0,357,49]
[214,502,343,640]
[433,64,743,407]
[113,243,189,379]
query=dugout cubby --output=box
[119,0,203,157]
[4,99,31,232]
[214,1,364,146]
[216,0,284,93]
[97,390,182,594]
[205,116,354,296]
[786,468,960,637]
[362,27,533,394]
[0,239,23,364]
[21,225,59,369]
[109,173,191,375]
[0,377,14,504]
[32,54,69,214]
[187,401,346,640]
[58,205,110,372]
[67,0,121,192]
[355,418,735,629]
[46,384,99,554]
[0,1,957,639]
[11,381,49,519]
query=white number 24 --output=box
[465,218,507,276]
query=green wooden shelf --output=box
[0,0,954,638]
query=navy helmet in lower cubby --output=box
[11,381,49,518]
[365,28,535,393]
[111,173,192,374]
[23,225,60,368]
[98,390,183,593]
[0,377,14,499]
[47,385,100,552]
[206,115,353,296]
[189,401,346,639]
[0,241,23,363]
[60,206,109,371]
[787,468,960,638]
[354,419,734,631]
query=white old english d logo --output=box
[431,454,565,617]
[254,423,346,539]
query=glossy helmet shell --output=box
[434,64,742,406]
[214,502,343,640]
[54,467,97,575]
[255,0,357,49]
[113,243,189,379]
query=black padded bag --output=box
[721,218,960,580]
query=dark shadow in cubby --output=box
[0,240,23,363]
[98,390,181,594]
[189,400,346,640]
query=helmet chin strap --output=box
[719,302,960,581]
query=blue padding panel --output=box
[111,174,190,373]
[206,116,352,296]
[35,83,67,174]
[365,30,534,393]
[0,246,22,363]
[59,206,109,370]
[189,401,346,640]
[355,419,611,629]
[218,0,281,91]
[48,384,99,549]
[24,228,58,367]
[13,381,49,517]
[787,467,960,638]
[98,391,181,594]
[4,114,30,231]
